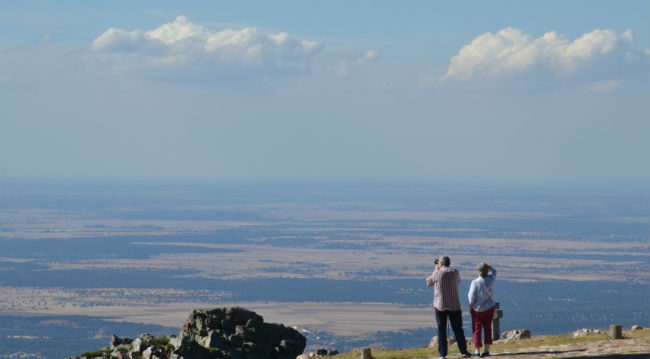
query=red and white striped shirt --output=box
[426,267,461,311]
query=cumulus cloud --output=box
[442,27,649,82]
[88,16,325,79]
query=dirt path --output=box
[482,336,650,359]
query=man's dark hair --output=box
[440,256,450,267]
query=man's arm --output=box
[426,271,436,287]
[489,266,497,281]
[426,262,443,287]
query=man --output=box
[426,256,471,359]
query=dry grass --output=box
[331,329,650,359]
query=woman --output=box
[468,263,497,357]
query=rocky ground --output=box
[492,335,650,359]
[334,328,650,359]
[71,308,649,359]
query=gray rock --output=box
[235,325,245,336]
[500,329,531,341]
[143,345,166,359]
[140,333,155,347]
[175,306,306,359]
[173,340,210,359]
[228,333,244,347]
[142,346,154,359]
[570,328,604,338]
[312,348,339,356]
[131,338,144,352]
[428,335,437,348]
[169,336,182,349]
[111,334,134,350]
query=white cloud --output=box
[88,16,325,79]
[580,79,622,93]
[442,27,649,82]
[336,50,379,77]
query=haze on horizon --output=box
[1,1,649,186]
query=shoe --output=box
[438,356,446,359]
[481,352,490,357]
[461,353,472,358]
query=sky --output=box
[1,1,649,186]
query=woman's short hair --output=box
[478,262,489,277]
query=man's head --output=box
[440,255,450,267]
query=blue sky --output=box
[1,1,649,185]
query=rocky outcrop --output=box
[174,307,306,359]
[71,307,306,359]
[110,334,133,350]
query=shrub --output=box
[80,348,112,358]
[155,337,170,347]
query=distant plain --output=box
[0,182,648,357]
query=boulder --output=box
[500,329,531,341]
[631,325,643,331]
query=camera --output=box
[434,258,439,265]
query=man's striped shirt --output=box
[426,267,461,311]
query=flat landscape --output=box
[0,182,648,358]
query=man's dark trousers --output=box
[435,309,468,357]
